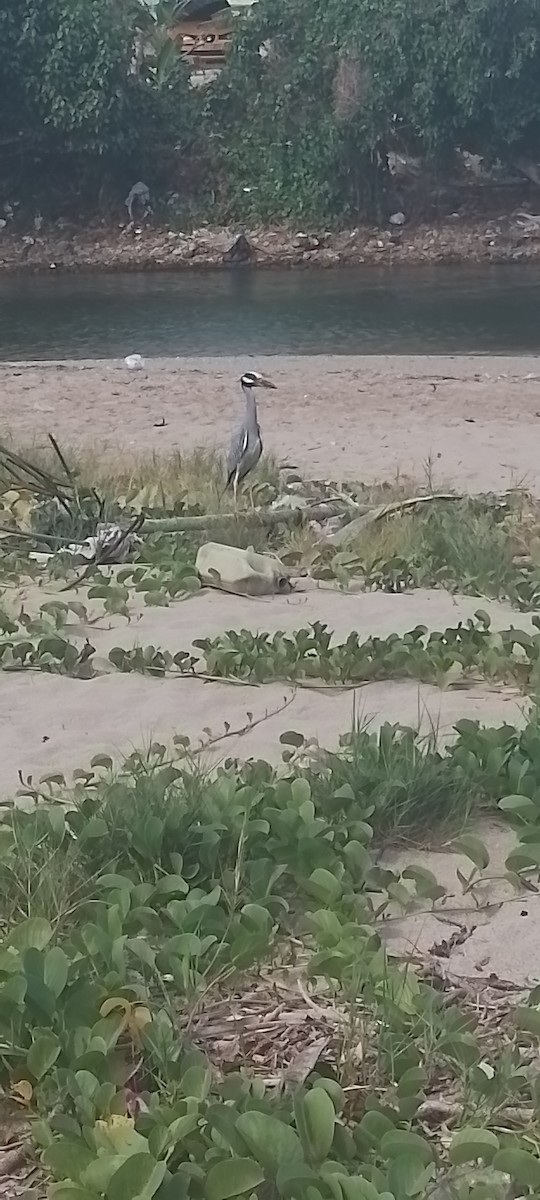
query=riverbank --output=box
[3,354,540,493]
[2,212,540,273]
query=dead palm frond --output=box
[0,437,111,547]
[0,440,74,510]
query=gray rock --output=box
[389,211,406,226]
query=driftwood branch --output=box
[329,492,461,547]
[141,493,470,538]
[141,501,366,535]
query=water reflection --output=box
[0,265,539,359]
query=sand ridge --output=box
[2,353,540,492]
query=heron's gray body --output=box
[226,387,263,492]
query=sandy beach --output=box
[2,352,540,983]
[2,353,540,492]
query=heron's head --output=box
[240,370,277,390]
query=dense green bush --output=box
[0,0,197,209]
[2,0,540,220]
[208,0,540,221]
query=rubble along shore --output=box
[2,214,540,273]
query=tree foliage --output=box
[0,0,196,207]
[208,0,540,222]
[3,0,540,220]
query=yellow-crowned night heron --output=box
[226,371,277,502]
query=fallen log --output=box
[141,501,366,534]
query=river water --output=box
[1,264,540,359]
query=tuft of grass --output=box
[310,719,477,844]
[85,446,280,514]
[0,437,281,517]
[417,504,514,593]
[349,467,450,507]
[0,806,94,928]
[334,498,532,602]
[348,512,425,572]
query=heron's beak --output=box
[257,376,277,389]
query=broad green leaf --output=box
[380,1130,434,1164]
[27,1032,61,1080]
[236,1112,303,1177]
[336,1178,380,1200]
[180,1065,211,1101]
[206,1104,248,1156]
[439,1032,480,1067]
[206,1158,265,1200]
[492,1148,540,1188]
[398,1095,422,1121]
[515,1007,540,1035]
[304,869,342,904]
[79,818,109,841]
[449,834,489,871]
[506,844,540,871]
[448,1127,499,1165]
[154,875,189,897]
[279,731,305,747]
[48,807,66,840]
[74,1072,99,1102]
[106,1154,166,1200]
[387,1155,433,1199]
[165,932,203,958]
[44,947,70,998]
[90,755,114,770]
[441,661,463,688]
[498,794,538,819]
[276,1163,318,1199]
[6,917,52,951]
[0,974,26,1007]
[401,866,445,901]
[166,1114,200,1146]
[44,1140,94,1182]
[358,1110,396,1148]
[343,841,372,877]
[96,875,135,892]
[240,903,273,934]
[83,1155,126,1194]
[291,778,312,805]
[311,1078,344,1112]
[396,1068,427,1097]
[23,948,56,1019]
[294,1087,335,1163]
[127,938,156,969]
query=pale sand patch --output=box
[2,354,540,491]
[3,673,525,797]
[1,587,529,796]
[13,577,540,654]
[383,823,540,988]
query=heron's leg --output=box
[233,471,239,507]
